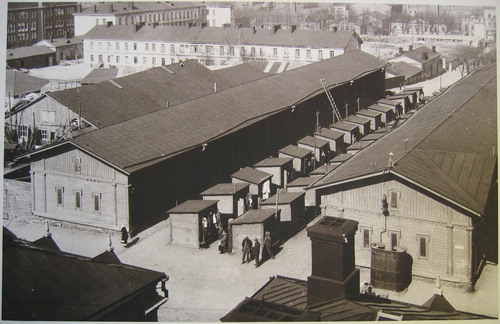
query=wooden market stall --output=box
[278,144,314,177]
[230,209,279,255]
[253,157,294,189]
[200,183,250,226]
[231,167,273,205]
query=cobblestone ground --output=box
[5,217,498,321]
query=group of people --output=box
[201,210,223,246]
[242,232,275,267]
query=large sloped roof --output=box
[48,60,257,128]
[387,61,423,78]
[84,24,361,49]
[80,68,119,84]
[5,70,50,97]
[311,65,497,216]
[75,1,205,16]
[67,50,385,173]
[211,63,269,85]
[7,46,54,60]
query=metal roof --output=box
[344,115,371,125]
[5,70,49,97]
[68,50,385,173]
[368,104,393,113]
[287,177,318,187]
[278,145,313,159]
[297,135,329,148]
[232,167,272,184]
[80,68,119,84]
[7,46,55,60]
[331,121,359,132]
[261,192,305,205]
[84,24,361,49]
[231,209,277,225]
[310,65,497,216]
[167,200,218,214]
[314,127,344,140]
[199,183,249,196]
[356,108,381,118]
[254,157,293,167]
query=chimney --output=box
[273,24,281,34]
[188,22,193,28]
[152,22,159,28]
[398,47,403,54]
[78,4,82,12]
[107,21,113,28]
[408,45,413,51]
[422,52,428,60]
[201,22,207,29]
[108,4,114,12]
[291,24,297,33]
[252,26,256,34]
[93,4,97,12]
[135,22,145,32]
[128,1,134,10]
[306,216,360,307]
[333,26,338,32]
[432,45,436,53]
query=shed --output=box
[328,153,353,167]
[346,140,374,154]
[405,86,425,102]
[231,167,273,201]
[314,128,345,155]
[356,109,382,131]
[287,177,320,207]
[386,94,412,113]
[343,115,371,136]
[330,121,360,144]
[261,192,305,224]
[297,135,330,164]
[367,104,394,124]
[278,145,314,176]
[309,164,336,177]
[168,200,219,248]
[230,209,279,253]
[254,157,294,188]
[377,99,403,116]
[398,90,419,108]
[200,183,250,221]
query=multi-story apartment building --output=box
[74,2,207,36]
[206,3,232,27]
[83,24,363,68]
[7,2,77,48]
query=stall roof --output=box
[310,164,337,175]
[261,192,305,205]
[278,145,312,159]
[361,132,386,142]
[80,68,119,84]
[387,94,410,100]
[330,121,359,132]
[287,177,319,187]
[329,153,353,163]
[232,167,272,184]
[367,104,393,113]
[297,136,329,148]
[254,157,293,167]
[314,128,344,140]
[346,141,373,151]
[199,183,249,196]
[356,109,381,118]
[344,115,371,125]
[377,98,400,106]
[168,200,219,214]
[231,209,277,225]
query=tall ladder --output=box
[320,78,342,123]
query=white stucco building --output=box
[206,4,232,27]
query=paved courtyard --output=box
[5,217,498,321]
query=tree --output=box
[447,44,484,77]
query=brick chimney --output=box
[273,24,281,34]
[108,4,114,12]
[291,25,297,33]
[107,21,113,28]
[422,52,428,60]
[432,45,436,53]
[399,47,403,54]
[306,216,359,307]
[408,45,413,51]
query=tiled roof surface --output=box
[70,51,385,172]
[344,114,371,125]
[329,153,353,163]
[75,1,204,15]
[84,25,360,49]
[368,104,393,113]
[211,63,269,85]
[80,68,119,84]
[387,61,422,78]
[5,70,49,96]
[361,132,386,141]
[232,167,272,184]
[297,135,329,148]
[346,141,373,151]
[278,145,313,158]
[7,46,54,60]
[261,192,305,205]
[314,128,344,140]
[199,183,249,196]
[48,60,245,128]
[311,65,497,215]
[287,177,318,187]
[310,164,337,175]
[356,108,381,118]
[168,200,218,214]
[3,234,165,321]
[254,157,293,167]
[231,209,276,224]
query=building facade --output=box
[74,2,207,36]
[206,4,232,27]
[7,2,77,48]
[389,46,443,80]
[83,24,363,68]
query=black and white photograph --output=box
[1,0,498,321]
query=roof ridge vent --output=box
[161,65,175,74]
[108,79,123,89]
[387,152,395,169]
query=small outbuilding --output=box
[261,192,305,225]
[328,153,353,167]
[377,98,403,116]
[287,177,321,207]
[309,164,336,177]
[278,145,314,177]
[343,115,372,136]
[200,183,250,224]
[230,209,279,254]
[330,121,360,144]
[367,104,394,125]
[314,127,345,155]
[386,94,413,113]
[231,167,273,202]
[356,109,382,131]
[253,157,294,189]
[168,200,219,248]
[297,135,330,165]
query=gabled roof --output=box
[398,46,441,64]
[199,183,249,196]
[75,1,205,16]
[84,25,361,49]
[232,167,272,184]
[297,135,329,148]
[387,61,422,78]
[5,70,50,97]
[254,157,293,167]
[80,68,119,84]
[231,209,277,225]
[278,145,313,159]
[168,200,218,214]
[3,230,166,321]
[315,128,344,140]
[344,114,371,125]
[66,51,385,173]
[7,46,54,60]
[310,65,497,216]
[261,192,305,205]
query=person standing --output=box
[219,231,228,254]
[242,237,252,264]
[263,231,274,259]
[252,238,261,267]
[120,225,129,245]
[201,216,209,244]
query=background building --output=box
[206,3,232,27]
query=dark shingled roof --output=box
[168,200,219,214]
[6,45,54,60]
[311,65,497,216]
[330,121,359,131]
[398,46,441,64]
[314,127,344,140]
[261,192,305,205]
[199,183,249,196]
[287,177,318,187]
[84,24,361,49]
[232,167,272,184]
[368,104,393,113]
[231,209,277,225]
[66,50,385,173]
[297,135,329,148]
[356,108,381,118]
[5,70,50,96]
[387,61,423,78]
[3,231,166,321]
[344,114,371,125]
[80,68,119,84]
[254,157,293,167]
[211,63,269,85]
[278,145,313,158]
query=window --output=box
[133,43,137,50]
[92,193,101,212]
[96,18,99,25]
[251,47,256,56]
[161,44,165,52]
[240,47,246,56]
[389,231,400,250]
[102,19,106,25]
[18,125,28,138]
[56,187,64,206]
[107,55,111,63]
[229,46,234,55]
[125,43,129,51]
[134,57,138,64]
[90,55,94,62]
[41,129,49,141]
[98,55,103,63]
[107,42,111,50]
[152,57,156,65]
[206,45,213,54]
[170,44,175,53]
[90,41,94,50]
[318,50,323,60]
[190,45,198,53]
[143,57,147,65]
[220,46,225,55]
[295,49,300,58]
[145,43,149,51]
[283,48,289,58]
[152,44,156,52]
[273,48,278,56]
[161,57,165,65]
[390,191,398,209]
[116,56,120,63]
[417,235,429,259]
[115,42,120,50]
[330,51,335,58]
[98,42,103,50]
[259,47,264,56]
[125,56,129,64]
[75,190,82,210]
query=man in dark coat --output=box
[252,238,261,267]
[263,231,274,259]
[242,237,252,264]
